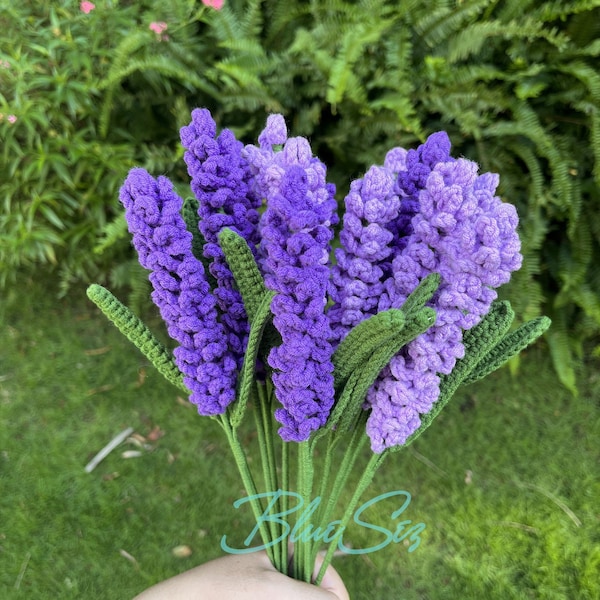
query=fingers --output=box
[133,551,351,600]
[312,552,351,600]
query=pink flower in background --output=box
[202,0,224,9]
[7,115,17,123]
[80,1,95,13]
[0,60,10,69]
[149,22,168,35]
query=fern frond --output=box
[560,215,593,289]
[448,19,569,63]
[537,0,600,21]
[570,284,600,326]
[99,56,219,96]
[484,102,572,213]
[557,60,600,103]
[97,31,151,138]
[571,101,600,188]
[326,20,391,106]
[546,311,578,396]
[239,0,265,40]
[93,214,127,255]
[567,38,600,58]
[505,142,545,201]
[414,0,489,47]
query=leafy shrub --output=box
[3,0,599,391]
[0,0,223,290]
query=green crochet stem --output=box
[324,273,439,435]
[388,302,551,453]
[314,448,387,586]
[386,301,516,453]
[230,290,276,428]
[437,300,516,401]
[86,284,188,393]
[218,414,277,566]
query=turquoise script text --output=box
[220,489,426,555]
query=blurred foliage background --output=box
[2,0,600,390]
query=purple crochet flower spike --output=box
[330,132,522,453]
[120,167,238,415]
[252,125,338,442]
[329,164,401,342]
[180,108,262,367]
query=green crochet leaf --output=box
[401,272,441,317]
[230,290,276,428]
[388,300,516,453]
[219,227,267,322]
[332,309,406,390]
[437,300,515,400]
[462,315,551,385]
[86,284,188,393]
[325,307,436,435]
[330,272,440,399]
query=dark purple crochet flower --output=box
[364,136,522,452]
[180,108,262,366]
[120,167,238,415]
[255,133,338,442]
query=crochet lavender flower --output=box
[362,133,522,452]
[180,108,262,366]
[328,165,401,342]
[119,167,238,415]
[251,132,338,442]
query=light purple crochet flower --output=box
[120,167,238,415]
[254,129,338,442]
[342,133,523,453]
[328,165,401,342]
[180,108,262,366]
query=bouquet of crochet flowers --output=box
[88,109,550,584]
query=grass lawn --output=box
[1,279,599,599]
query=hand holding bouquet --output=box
[88,109,549,585]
